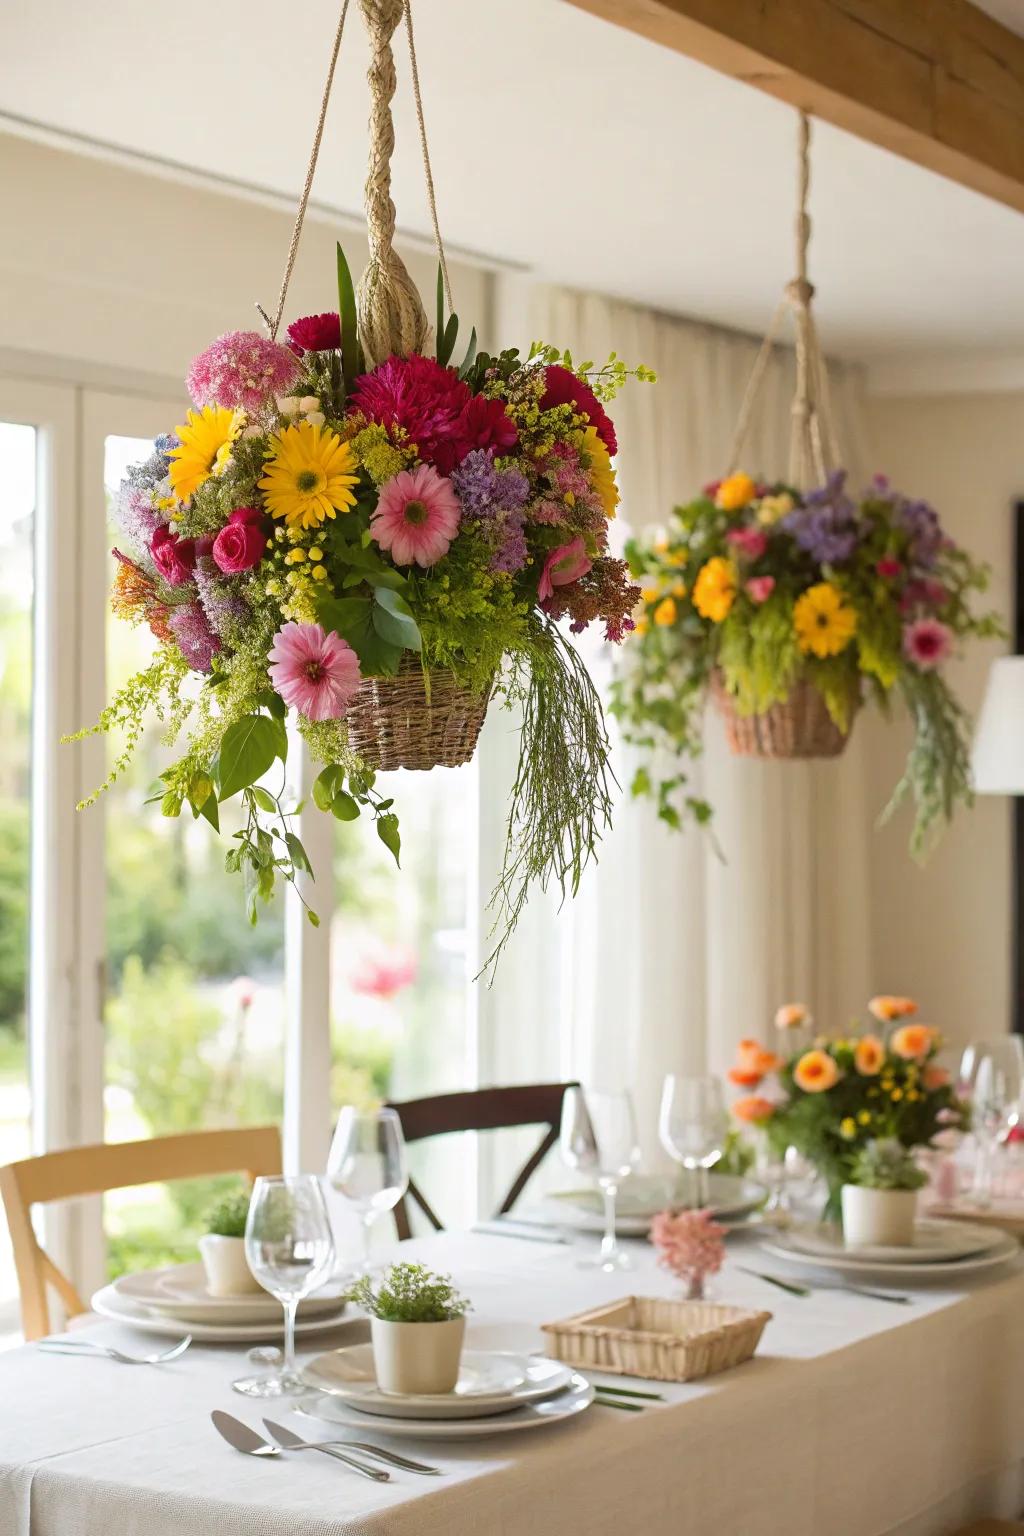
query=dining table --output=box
[3,1224,1024,1536]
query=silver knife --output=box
[263,1417,390,1481]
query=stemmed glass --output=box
[232,1175,335,1398]
[327,1106,408,1275]
[659,1075,728,1208]
[560,1087,640,1271]
[960,1038,1024,1208]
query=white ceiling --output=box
[3,0,1024,362]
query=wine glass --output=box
[659,1075,728,1208]
[327,1106,408,1274]
[960,1038,1024,1208]
[232,1175,335,1398]
[559,1087,640,1271]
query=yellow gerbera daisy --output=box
[168,406,243,504]
[580,425,620,519]
[653,596,677,627]
[715,472,756,512]
[692,556,737,623]
[793,582,857,658]
[259,421,359,530]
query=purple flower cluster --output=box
[451,449,532,574]
[194,556,250,641]
[168,601,220,672]
[868,474,943,569]
[782,470,862,564]
[115,436,178,554]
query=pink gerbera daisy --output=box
[902,616,953,671]
[267,622,361,720]
[371,464,461,567]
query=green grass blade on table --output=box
[737,1264,810,1297]
[591,1383,665,1400]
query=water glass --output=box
[560,1086,640,1270]
[231,1175,335,1398]
[327,1106,408,1273]
[659,1074,728,1208]
[960,1038,1024,1208]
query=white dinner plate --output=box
[91,1281,354,1342]
[301,1346,572,1420]
[776,1218,1005,1267]
[114,1263,350,1324]
[296,1373,595,1439]
[543,1174,765,1236]
[760,1228,1020,1281]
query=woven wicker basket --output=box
[345,654,491,772]
[711,671,854,760]
[541,1296,771,1384]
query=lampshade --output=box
[971,656,1024,795]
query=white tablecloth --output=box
[3,1229,1024,1536]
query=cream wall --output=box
[0,133,492,386]
[862,390,1021,1052]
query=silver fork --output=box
[38,1335,192,1364]
[261,1420,441,1475]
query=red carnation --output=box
[286,312,342,354]
[350,354,472,474]
[540,364,618,456]
[456,394,518,459]
[150,525,196,586]
[212,507,268,574]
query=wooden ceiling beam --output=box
[564,0,1024,215]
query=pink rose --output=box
[538,537,592,602]
[150,526,196,586]
[725,525,768,561]
[876,558,902,579]
[746,575,776,604]
[212,507,268,574]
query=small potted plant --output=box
[350,1262,470,1395]
[198,1189,262,1297]
[841,1139,928,1248]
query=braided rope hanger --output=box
[260,0,452,363]
[727,112,841,489]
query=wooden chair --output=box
[385,1083,578,1240]
[0,1125,281,1340]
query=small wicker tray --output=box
[541,1296,771,1384]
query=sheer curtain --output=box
[475,280,876,1182]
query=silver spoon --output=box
[262,1419,441,1474]
[38,1335,192,1364]
[210,1411,389,1482]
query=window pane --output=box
[101,435,286,1276]
[0,423,35,1323]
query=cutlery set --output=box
[735,1265,910,1304]
[211,1410,442,1479]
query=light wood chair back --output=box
[0,1125,282,1339]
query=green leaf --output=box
[459,326,478,379]
[285,831,313,877]
[331,791,360,822]
[337,242,360,398]
[630,766,652,798]
[317,593,403,675]
[197,793,220,833]
[312,764,345,812]
[377,812,401,866]
[217,716,280,802]
[436,263,445,364]
[160,790,183,818]
[437,311,459,368]
[255,689,286,720]
[307,909,321,928]
[372,586,422,652]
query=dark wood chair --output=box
[385,1083,578,1240]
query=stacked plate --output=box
[90,1262,352,1342]
[540,1173,766,1237]
[760,1217,1019,1281]
[296,1344,592,1440]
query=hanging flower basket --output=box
[710,672,853,760]
[346,657,492,772]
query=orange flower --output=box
[793,1049,840,1093]
[732,1095,775,1124]
[891,1024,934,1061]
[775,1003,810,1031]
[923,1065,950,1091]
[854,1035,885,1076]
[868,995,918,1023]
[728,1067,764,1088]
[715,472,757,512]
[735,1038,766,1072]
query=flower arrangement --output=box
[649,1208,726,1299]
[69,250,651,964]
[613,470,1002,853]
[349,1261,469,1323]
[727,995,966,1211]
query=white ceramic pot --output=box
[841,1185,918,1248]
[371,1315,466,1395]
[198,1234,263,1297]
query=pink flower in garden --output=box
[352,946,418,1000]
[150,526,196,586]
[538,537,592,602]
[876,557,903,579]
[745,575,776,604]
[371,464,461,567]
[903,617,954,671]
[725,525,768,561]
[267,622,361,721]
[212,507,268,574]
[650,1208,726,1296]
[286,312,342,354]
[186,331,300,415]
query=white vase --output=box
[841,1185,918,1248]
[371,1315,466,1395]
[198,1234,263,1297]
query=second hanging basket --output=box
[710,673,854,760]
